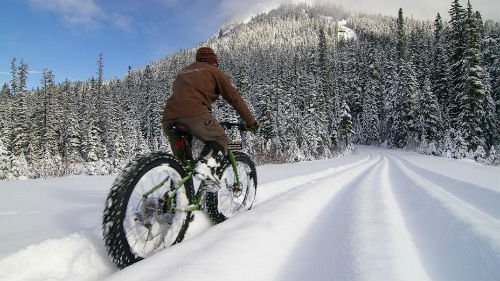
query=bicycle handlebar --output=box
[219,122,247,131]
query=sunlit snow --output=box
[0,146,499,281]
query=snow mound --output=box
[0,233,115,281]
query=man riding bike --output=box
[162,47,259,170]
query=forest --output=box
[0,0,499,179]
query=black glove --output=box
[246,121,260,133]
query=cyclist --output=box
[162,47,259,172]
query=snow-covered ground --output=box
[1,146,499,281]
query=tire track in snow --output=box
[390,153,500,219]
[350,156,431,281]
[277,156,430,281]
[387,155,500,281]
[254,154,372,205]
[275,158,382,281]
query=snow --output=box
[338,19,357,40]
[1,146,499,281]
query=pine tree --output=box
[11,153,29,180]
[482,72,499,148]
[17,60,29,93]
[11,92,29,156]
[396,8,406,60]
[388,60,418,148]
[97,53,104,93]
[317,26,337,145]
[457,0,487,150]
[40,69,59,157]
[0,138,12,180]
[488,145,497,164]
[10,58,17,95]
[448,0,467,127]
[360,93,380,145]
[60,80,83,163]
[339,101,353,146]
[418,77,443,143]
[431,13,451,123]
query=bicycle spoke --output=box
[132,227,150,250]
[125,221,141,238]
[143,228,152,254]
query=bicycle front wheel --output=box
[205,151,257,223]
[102,152,194,268]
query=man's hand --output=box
[246,121,260,133]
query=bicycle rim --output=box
[123,164,189,258]
[217,161,256,218]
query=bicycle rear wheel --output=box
[102,152,194,268]
[205,152,257,223]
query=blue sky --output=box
[1,0,243,89]
[1,0,498,90]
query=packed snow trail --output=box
[0,147,499,281]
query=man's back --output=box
[163,61,255,126]
[164,62,219,120]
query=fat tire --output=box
[205,152,257,223]
[102,152,194,269]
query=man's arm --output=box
[215,70,257,126]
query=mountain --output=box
[0,2,499,180]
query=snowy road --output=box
[1,147,499,281]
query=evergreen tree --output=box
[97,53,104,95]
[0,139,12,180]
[431,13,451,123]
[11,92,29,156]
[482,72,499,148]
[418,77,443,143]
[359,92,380,145]
[10,153,29,179]
[396,8,406,60]
[0,83,10,96]
[40,69,59,156]
[457,0,487,149]
[388,60,418,148]
[60,80,83,163]
[339,101,353,146]
[448,0,467,127]
[10,58,17,95]
[17,60,29,93]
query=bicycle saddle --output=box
[169,123,190,134]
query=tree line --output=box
[0,1,499,180]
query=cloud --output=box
[215,0,500,22]
[109,12,133,32]
[30,0,103,26]
[29,0,133,31]
[214,0,314,23]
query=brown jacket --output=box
[163,62,256,125]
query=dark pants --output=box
[164,112,229,163]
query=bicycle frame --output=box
[142,149,241,212]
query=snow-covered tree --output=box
[418,77,443,143]
[0,139,12,180]
[339,101,354,146]
[457,1,488,150]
